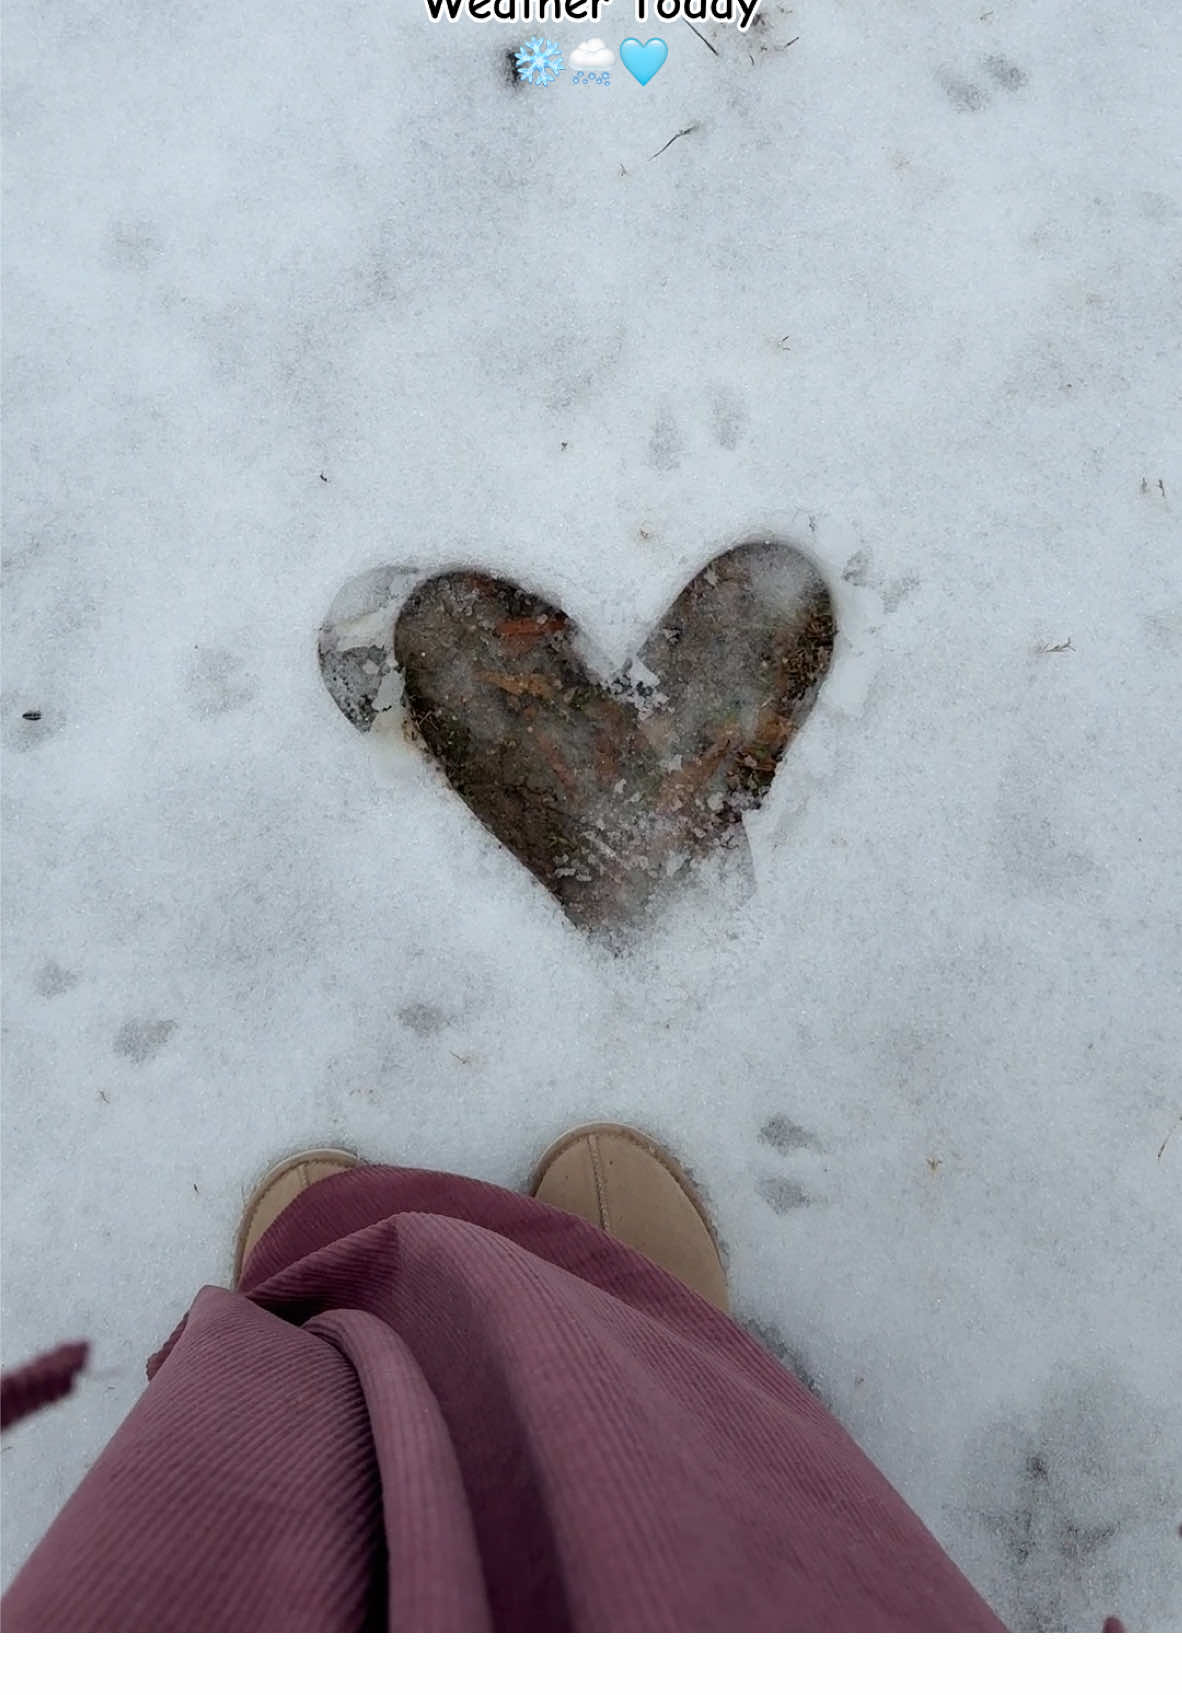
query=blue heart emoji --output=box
[619,37,669,86]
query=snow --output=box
[3,0,1180,1629]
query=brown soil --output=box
[321,541,835,933]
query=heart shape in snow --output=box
[318,541,835,932]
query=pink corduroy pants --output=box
[2,1165,1004,1631]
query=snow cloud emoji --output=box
[570,39,615,69]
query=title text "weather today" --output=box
[424,0,764,32]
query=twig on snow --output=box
[683,19,719,56]
[651,125,699,161]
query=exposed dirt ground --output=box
[320,541,835,931]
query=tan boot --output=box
[530,1124,728,1311]
[234,1148,359,1285]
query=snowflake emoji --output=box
[515,37,564,87]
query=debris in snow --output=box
[321,543,834,933]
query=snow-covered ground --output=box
[3,0,1180,1628]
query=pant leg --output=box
[2,1165,1004,1631]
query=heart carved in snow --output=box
[318,541,835,932]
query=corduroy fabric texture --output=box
[2,1165,1004,1632]
[1,1343,89,1432]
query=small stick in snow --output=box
[651,125,699,161]
[1035,637,1073,654]
[683,20,719,56]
